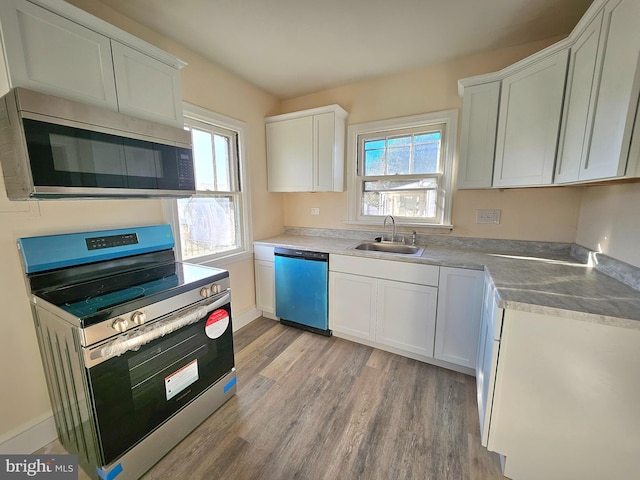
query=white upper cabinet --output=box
[555,10,605,184]
[457,81,500,189]
[493,49,568,187]
[0,0,118,108]
[582,0,640,181]
[0,0,186,126]
[266,105,348,192]
[111,41,183,126]
[458,0,640,187]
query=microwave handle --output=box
[87,292,231,366]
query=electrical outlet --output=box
[476,209,501,224]
[310,207,320,216]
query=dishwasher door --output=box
[274,248,331,336]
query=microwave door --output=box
[123,137,160,190]
[25,119,128,189]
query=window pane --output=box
[364,148,385,176]
[177,196,239,260]
[415,132,441,144]
[388,135,411,146]
[414,142,440,173]
[387,146,410,174]
[363,179,438,191]
[362,187,437,218]
[364,139,385,150]
[192,128,215,191]
[213,134,231,191]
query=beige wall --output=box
[280,37,584,243]
[576,183,640,268]
[0,0,281,443]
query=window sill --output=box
[185,250,253,268]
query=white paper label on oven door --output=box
[205,309,229,339]
[165,359,199,401]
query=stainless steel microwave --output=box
[0,87,195,199]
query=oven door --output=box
[85,292,234,465]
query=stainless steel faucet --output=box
[383,215,396,243]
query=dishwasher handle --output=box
[274,247,328,261]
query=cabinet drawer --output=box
[254,244,274,262]
[330,254,439,286]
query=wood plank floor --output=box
[38,317,505,479]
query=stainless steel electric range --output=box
[18,224,236,480]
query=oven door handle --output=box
[86,292,231,366]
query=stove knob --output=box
[112,318,128,332]
[200,287,210,298]
[210,283,221,294]
[131,311,146,325]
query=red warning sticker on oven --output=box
[205,309,229,339]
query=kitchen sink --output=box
[350,241,425,256]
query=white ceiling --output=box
[95,0,594,99]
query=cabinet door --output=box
[0,0,117,108]
[493,50,568,187]
[434,267,484,369]
[111,41,183,127]
[555,10,604,184]
[314,112,336,192]
[457,82,500,189]
[266,116,313,192]
[376,279,437,357]
[583,0,640,181]
[255,260,275,315]
[329,271,376,341]
[476,277,503,447]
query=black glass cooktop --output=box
[36,261,228,326]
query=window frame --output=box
[346,110,457,228]
[165,102,253,266]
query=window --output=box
[347,110,457,227]
[169,104,252,263]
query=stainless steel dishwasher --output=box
[274,247,331,336]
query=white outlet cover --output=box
[310,207,320,215]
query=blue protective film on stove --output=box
[18,224,175,273]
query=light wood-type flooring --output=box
[38,317,505,479]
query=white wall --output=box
[576,183,640,267]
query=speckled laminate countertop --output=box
[255,234,640,330]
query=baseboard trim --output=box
[0,413,57,454]
[232,306,262,331]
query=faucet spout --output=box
[383,215,396,243]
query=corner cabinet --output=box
[493,49,568,187]
[266,105,348,192]
[0,0,185,127]
[556,0,640,183]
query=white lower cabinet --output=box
[329,271,376,341]
[376,279,437,357]
[254,245,275,316]
[434,267,485,369]
[329,255,486,373]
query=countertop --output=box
[255,234,640,330]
